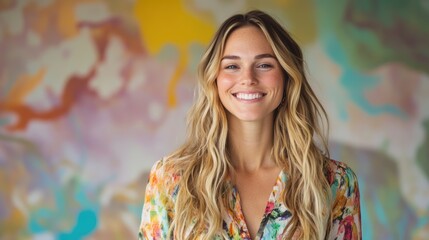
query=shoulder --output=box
[146,158,181,197]
[324,159,359,197]
[325,160,362,238]
[140,158,181,239]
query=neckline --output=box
[227,170,285,239]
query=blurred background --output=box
[0,0,428,239]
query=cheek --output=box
[216,74,234,93]
[263,72,284,89]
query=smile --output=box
[233,92,266,100]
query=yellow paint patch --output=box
[133,0,215,107]
[273,0,317,44]
[133,0,214,54]
[167,46,189,107]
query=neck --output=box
[227,115,276,173]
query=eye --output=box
[224,65,238,70]
[258,63,273,69]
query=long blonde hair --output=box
[165,10,332,239]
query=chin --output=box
[230,113,270,122]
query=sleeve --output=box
[327,166,362,240]
[139,160,173,240]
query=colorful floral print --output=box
[139,159,361,239]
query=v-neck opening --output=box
[227,170,285,240]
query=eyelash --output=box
[225,65,238,69]
[223,64,273,70]
[258,64,272,68]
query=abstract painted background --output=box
[0,0,428,239]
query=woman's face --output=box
[217,25,284,123]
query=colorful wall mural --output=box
[0,0,428,239]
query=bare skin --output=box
[228,117,282,239]
[217,25,284,239]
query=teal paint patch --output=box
[28,209,52,233]
[341,68,404,117]
[26,173,101,237]
[374,194,388,227]
[0,117,10,128]
[416,119,429,178]
[359,181,373,239]
[323,34,404,117]
[338,103,349,121]
[57,209,98,240]
[316,0,425,118]
[397,214,409,240]
[316,0,429,74]
[323,34,350,120]
[323,34,349,66]
[128,204,143,218]
[330,178,339,200]
[416,214,429,229]
[325,32,402,116]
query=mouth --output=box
[233,92,266,100]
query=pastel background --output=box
[0,0,428,239]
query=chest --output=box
[233,170,282,239]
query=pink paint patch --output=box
[366,63,421,117]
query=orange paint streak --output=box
[89,21,146,62]
[1,14,148,132]
[1,1,152,131]
[25,0,99,38]
[24,2,49,36]
[0,68,96,131]
[57,0,99,38]
[53,0,77,38]
[4,68,46,107]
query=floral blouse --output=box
[139,159,361,239]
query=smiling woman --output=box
[139,10,361,240]
[217,26,284,123]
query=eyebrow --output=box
[221,53,276,61]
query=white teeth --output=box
[235,93,263,100]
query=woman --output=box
[139,10,361,240]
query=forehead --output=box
[223,25,274,55]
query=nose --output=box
[239,67,257,85]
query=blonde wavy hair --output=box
[165,10,332,239]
